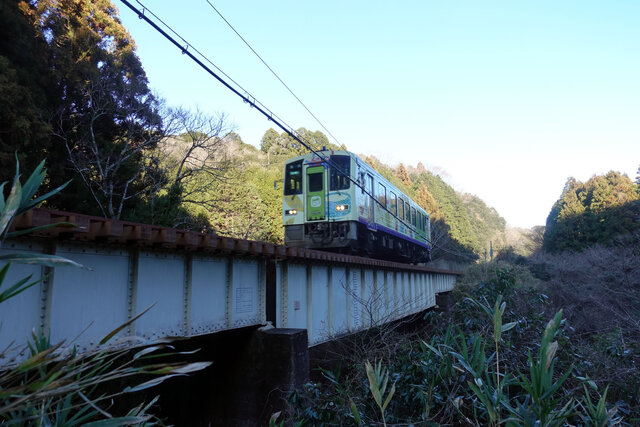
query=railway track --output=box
[8,208,460,275]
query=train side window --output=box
[284,160,303,195]
[404,200,411,221]
[398,199,404,220]
[377,183,386,207]
[390,192,397,215]
[329,155,350,191]
[417,212,422,231]
[411,207,416,227]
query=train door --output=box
[306,165,326,221]
[366,173,375,229]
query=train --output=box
[282,149,431,263]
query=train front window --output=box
[284,161,303,195]
[308,170,324,192]
[329,155,350,191]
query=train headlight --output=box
[335,204,349,212]
[285,209,298,215]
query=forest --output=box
[2,0,640,425]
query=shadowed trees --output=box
[1,0,234,228]
[0,0,57,181]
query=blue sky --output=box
[118,1,639,228]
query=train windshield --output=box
[284,160,303,195]
[329,155,350,191]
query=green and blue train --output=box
[282,149,431,263]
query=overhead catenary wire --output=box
[119,0,435,249]
[124,0,329,167]
[202,0,344,149]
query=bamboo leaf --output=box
[502,321,518,333]
[82,416,152,426]
[421,340,443,358]
[0,253,83,268]
[124,374,181,393]
[133,345,170,360]
[0,182,6,211]
[164,361,212,375]
[19,159,46,205]
[7,221,77,238]
[0,263,10,287]
[22,180,71,213]
[464,296,493,318]
[468,381,497,421]
[0,180,22,236]
[100,303,156,345]
[382,381,395,412]
[349,399,362,426]
[365,361,382,406]
[16,342,64,372]
[545,341,558,370]
[449,351,477,376]
[0,274,43,303]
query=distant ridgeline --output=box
[544,170,640,252]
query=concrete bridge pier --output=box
[148,326,309,426]
[436,291,454,312]
[231,327,309,426]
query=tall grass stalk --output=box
[365,360,395,427]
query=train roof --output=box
[284,149,353,164]
[283,150,429,218]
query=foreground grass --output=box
[282,246,638,426]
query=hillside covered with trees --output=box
[544,171,640,252]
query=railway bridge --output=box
[1,208,460,424]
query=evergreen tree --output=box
[260,128,279,153]
[414,182,441,220]
[14,0,165,218]
[0,0,57,183]
[544,172,640,252]
[396,163,412,186]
